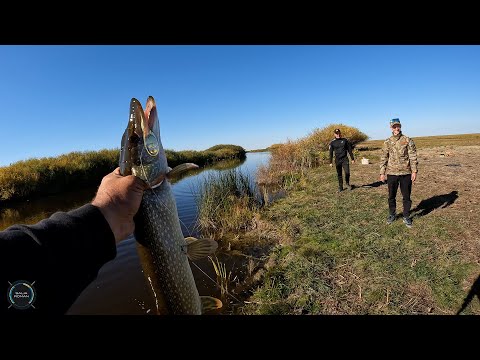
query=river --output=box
[1,152,271,314]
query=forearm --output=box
[347,142,354,161]
[0,204,116,314]
[349,150,355,161]
[379,143,389,175]
[379,162,388,175]
[408,141,418,173]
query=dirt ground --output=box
[355,145,480,276]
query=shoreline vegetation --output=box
[197,129,480,315]
[248,148,270,153]
[4,126,480,315]
[0,144,246,204]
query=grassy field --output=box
[228,134,480,315]
[358,133,480,150]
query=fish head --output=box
[119,96,169,185]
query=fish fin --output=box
[166,163,199,179]
[185,237,218,260]
[200,296,223,313]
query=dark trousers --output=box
[335,159,350,189]
[387,174,412,218]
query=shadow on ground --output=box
[360,181,386,188]
[411,191,459,218]
[457,274,480,315]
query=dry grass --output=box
[257,124,367,186]
[239,141,480,315]
[358,133,480,150]
[354,145,480,260]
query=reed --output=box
[208,255,232,299]
[257,124,368,188]
[0,145,246,203]
[196,169,263,236]
[0,149,118,202]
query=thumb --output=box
[123,174,149,191]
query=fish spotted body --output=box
[119,96,220,314]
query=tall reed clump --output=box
[257,124,368,188]
[196,169,263,237]
[208,255,232,300]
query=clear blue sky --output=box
[1,45,479,167]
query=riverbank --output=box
[230,138,480,315]
[0,145,246,203]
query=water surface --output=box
[0,152,271,314]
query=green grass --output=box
[240,168,480,315]
[195,169,263,237]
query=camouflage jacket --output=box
[380,133,418,175]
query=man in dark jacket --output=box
[329,128,355,192]
[0,167,149,315]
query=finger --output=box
[137,177,150,190]
[126,174,149,191]
[113,167,121,175]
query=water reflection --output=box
[0,187,97,230]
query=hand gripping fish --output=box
[119,96,222,314]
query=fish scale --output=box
[136,181,202,314]
[120,96,220,315]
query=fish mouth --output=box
[120,96,166,182]
[130,97,156,136]
[130,97,159,156]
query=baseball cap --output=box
[334,128,341,134]
[390,118,401,126]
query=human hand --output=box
[411,172,417,182]
[380,174,386,182]
[92,167,149,243]
[329,163,333,167]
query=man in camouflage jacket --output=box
[379,118,418,228]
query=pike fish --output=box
[119,96,222,314]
